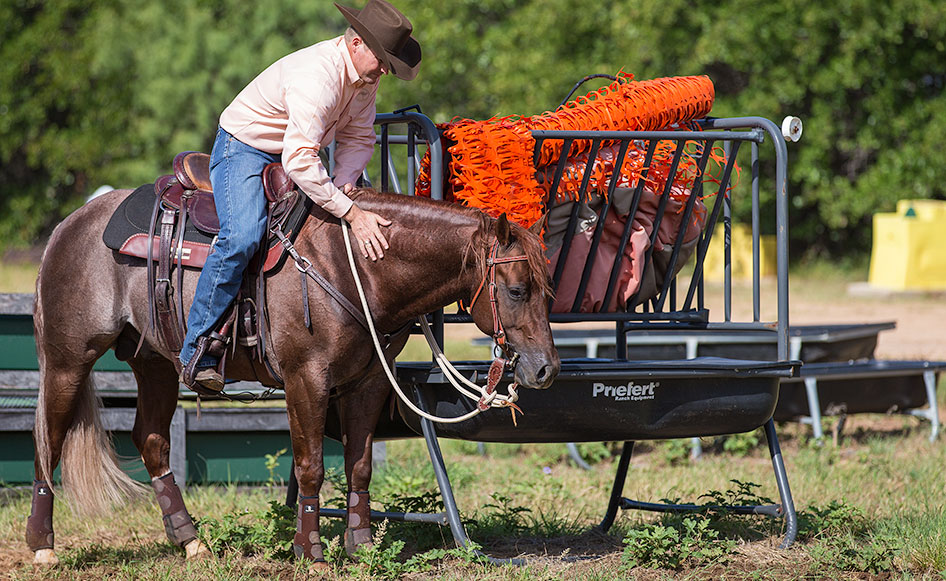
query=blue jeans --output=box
[179,127,279,369]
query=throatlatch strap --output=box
[25,480,54,551]
[152,472,197,547]
[293,495,325,561]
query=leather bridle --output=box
[468,240,529,356]
[466,240,531,413]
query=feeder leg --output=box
[689,437,703,460]
[596,441,634,533]
[412,386,525,566]
[566,443,592,471]
[416,398,469,548]
[803,377,824,440]
[763,419,797,548]
[924,371,940,442]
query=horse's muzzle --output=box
[513,349,560,390]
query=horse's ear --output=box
[528,213,548,237]
[496,213,511,246]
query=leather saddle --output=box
[165,151,297,233]
[105,152,305,271]
[102,151,312,387]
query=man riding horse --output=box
[180,0,422,394]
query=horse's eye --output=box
[506,286,526,300]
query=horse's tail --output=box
[33,261,146,515]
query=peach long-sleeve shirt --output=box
[219,36,378,218]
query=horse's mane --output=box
[352,188,553,299]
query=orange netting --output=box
[416,73,719,227]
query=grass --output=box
[398,331,492,361]
[2,258,945,578]
[3,387,946,579]
[0,261,38,294]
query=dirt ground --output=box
[764,281,945,361]
[789,288,946,362]
[544,278,946,362]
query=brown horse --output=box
[27,187,559,566]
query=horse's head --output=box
[466,214,560,389]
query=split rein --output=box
[341,226,527,425]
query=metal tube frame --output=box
[285,113,798,559]
[596,419,797,548]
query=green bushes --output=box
[3,1,945,259]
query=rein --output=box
[341,225,525,424]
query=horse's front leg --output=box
[337,372,392,557]
[285,367,332,569]
[129,358,210,560]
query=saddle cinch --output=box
[102,151,312,386]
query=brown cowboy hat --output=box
[335,0,421,81]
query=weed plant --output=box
[197,501,296,559]
[620,515,736,570]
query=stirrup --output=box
[180,337,224,395]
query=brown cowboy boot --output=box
[179,368,224,396]
[194,368,224,393]
[180,337,225,395]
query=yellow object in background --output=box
[869,200,946,291]
[703,223,777,281]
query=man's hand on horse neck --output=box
[342,196,391,262]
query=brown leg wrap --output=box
[152,473,198,547]
[25,481,55,551]
[344,490,373,556]
[292,496,325,561]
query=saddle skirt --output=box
[103,152,310,272]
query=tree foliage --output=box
[2,0,944,259]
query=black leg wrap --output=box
[292,495,325,561]
[152,473,198,547]
[344,490,373,556]
[25,480,54,551]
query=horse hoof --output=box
[309,560,330,573]
[183,538,212,559]
[33,548,59,566]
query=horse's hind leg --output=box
[27,360,96,566]
[29,303,141,564]
[128,357,210,559]
[28,188,153,564]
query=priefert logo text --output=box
[592,381,659,402]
